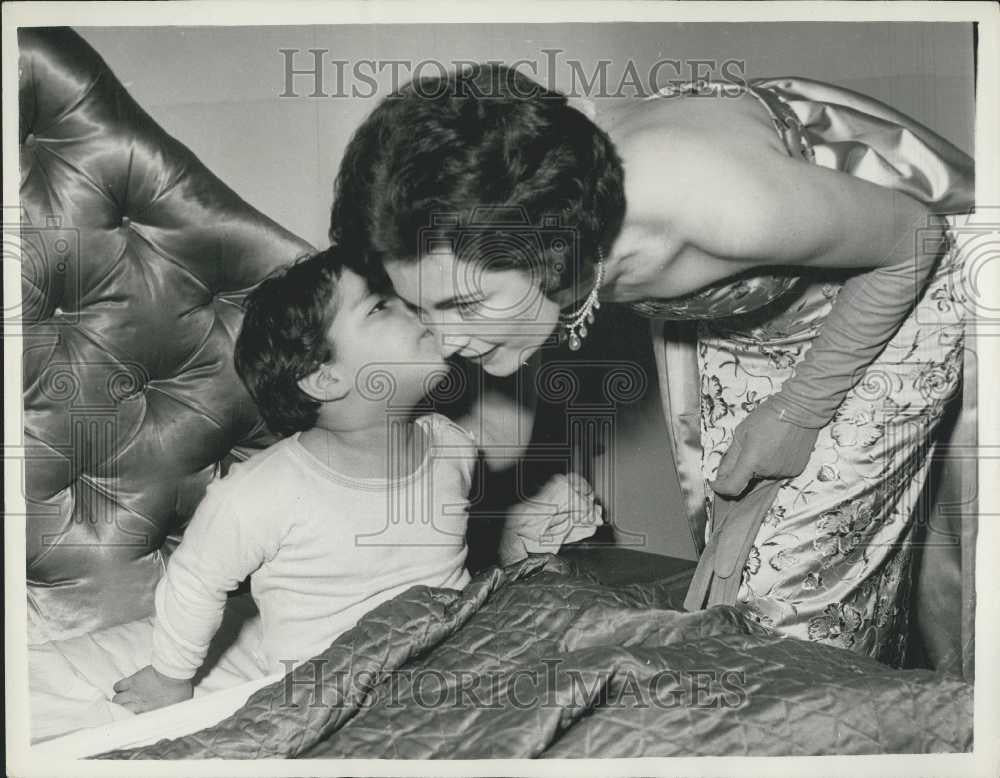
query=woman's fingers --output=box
[572,500,602,525]
[565,472,593,498]
[712,466,755,498]
[111,690,138,707]
[712,401,823,497]
[499,534,530,566]
[712,435,742,483]
[712,436,755,497]
[712,457,756,496]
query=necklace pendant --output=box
[559,246,604,355]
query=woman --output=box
[329,65,972,666]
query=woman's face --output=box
[384,249,561,376]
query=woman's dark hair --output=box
[330,63,625,296]
[234,246,348,437]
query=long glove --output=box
[712,221,951,498]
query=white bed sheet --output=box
[29,594,279,755]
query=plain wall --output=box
[76,23,975,560]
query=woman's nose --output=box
[437,331,471,358]
[426,308,472,358]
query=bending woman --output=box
[329,66,972,666]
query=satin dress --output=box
[637,78,973,666]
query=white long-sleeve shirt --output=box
[152,414,474,679]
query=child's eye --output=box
[367,299,389,316]
[456,300,481,316]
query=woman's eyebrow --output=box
[435,294,482,310]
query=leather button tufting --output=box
[21,27,314,641]
[24,133,37,147]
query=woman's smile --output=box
[466,343,499,362]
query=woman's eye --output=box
[368,299,389,316]
[456,300,481,316]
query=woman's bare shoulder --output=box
[604,90,786,159]
[609,94,791,236]
[606,93,836,273]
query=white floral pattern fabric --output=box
[697,238,966,666]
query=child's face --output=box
[326,268,448,406]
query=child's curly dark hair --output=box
[235,247,349,437]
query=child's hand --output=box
[112,665,193,714]
[500,473,604,565]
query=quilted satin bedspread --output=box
[97,556,972,759]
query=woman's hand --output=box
[711,400,821,498]
[499,473,604,565]
[112,665,193,714]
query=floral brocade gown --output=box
[639,78,973,666]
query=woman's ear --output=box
[298,363,350,402]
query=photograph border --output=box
[4,2,998,777]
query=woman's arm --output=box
[625,126,947,276]
[626,129,952,495]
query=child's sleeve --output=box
[151,477,280,680]
[428,415,479,493]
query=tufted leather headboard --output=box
[18,27,313,642]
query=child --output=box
[112,247,600,714]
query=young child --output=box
[112,247,601,713]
